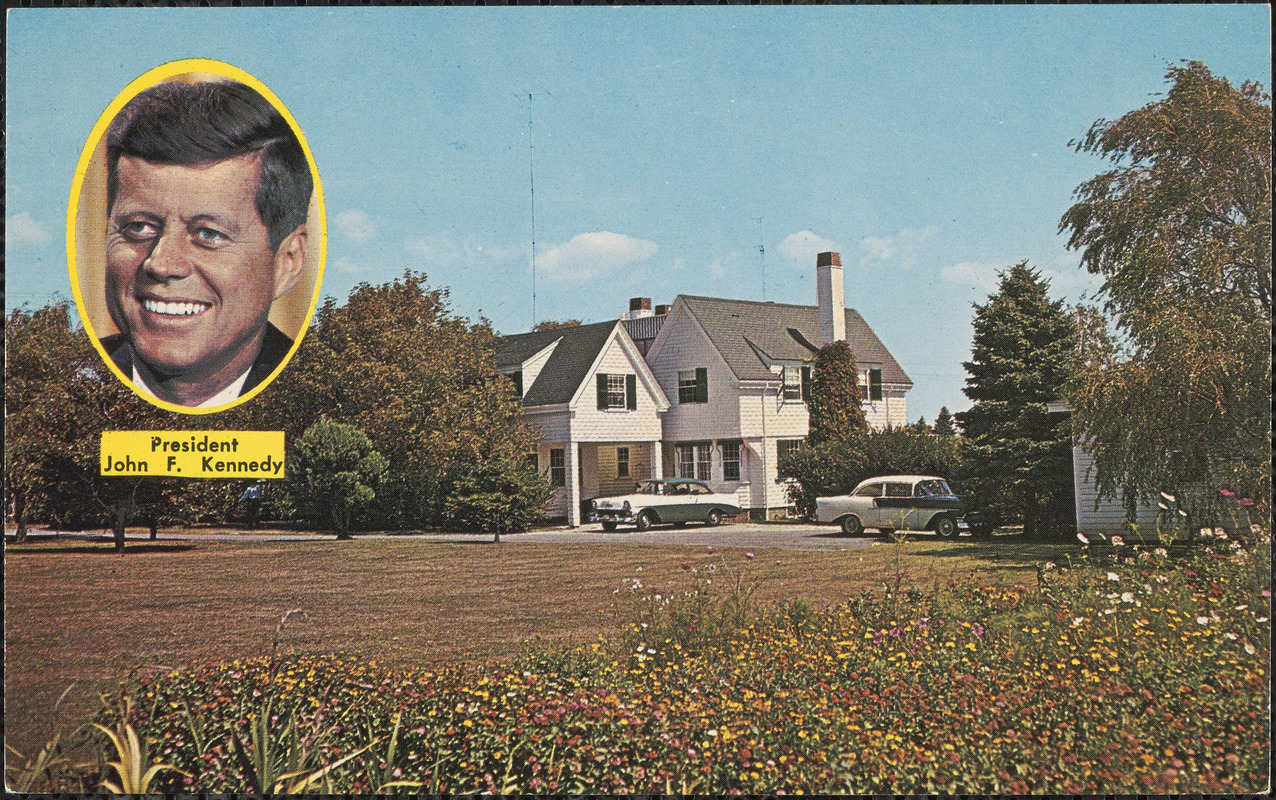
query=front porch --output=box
[538,440,662,527]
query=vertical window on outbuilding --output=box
[550,448,566,487]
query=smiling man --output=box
[101,80,313,408]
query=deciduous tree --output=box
[955,263,1077,539]
[1059,61,1271,517]
[290,419,388,538]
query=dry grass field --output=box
[4,528,1061,760]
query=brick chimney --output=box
[816,252,845,345]
[624,297,654,320]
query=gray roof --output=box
[677,295,911,386]
[497,321,619,407]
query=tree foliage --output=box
[780,427,961,519]
[441,456,551,541]
[955,263,1077,539]
[1059,62,1271,517]
[290,419,388,538]
[933,407,956,438]
[530,319,582,332]
[805,340,867,446]
[4,302,181,550]
[253,271,542,529]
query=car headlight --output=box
[623,500,631,511]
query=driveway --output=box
[8,521,902,552]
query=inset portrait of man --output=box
[71,65,324,411]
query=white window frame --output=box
[721,441,741,482]
[606,374,627,409]
[616,446,630,478]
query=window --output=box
[776,438,804,478]
[885,482,912,497]
[868,368,883,401]
[508,370,523,397]
[596,374,637,410]
[689,483,710,495]
[782,366,802,400]
[675,443,711,481]
[526,451,538,471]
[721,441,741,482]
[549,448,566,487]
[616,446,629,478]
[854,483,883,498]
[678,368,708,404]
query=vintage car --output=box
[590,479,741,532]
[814,475,966,537]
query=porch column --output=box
[650,441,662,480]
[567,442,582,528]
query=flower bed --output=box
[88,535,1270,794]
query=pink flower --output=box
[1220,488,1235,497]
[1239,497,1255,507]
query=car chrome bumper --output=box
[590,511,636,524]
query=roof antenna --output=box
[755,216,766,301]
[528,92,538,328]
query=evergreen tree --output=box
[955,263,1077,539]
[934,407,956,437]
[806,340,868,446]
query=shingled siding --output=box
[567,334,664,444]
[648,311,743,442]
[1071,444,1159,535]
[863,387,909,430]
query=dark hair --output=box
[106,80,313,252]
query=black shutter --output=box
[511,370,523,397]
[800,366,811,402]
[597,374,608,409]
[626,374,637,410]
[869,369,883,401]
[695,367,709,403]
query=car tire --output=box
[601,521,618,532]
[933,514,958,538]
[705,509,723,527]
[635,511,654,532]
[840,515,863,536]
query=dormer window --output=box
[597,373,637,410]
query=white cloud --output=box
[406,237,521,265]
[332,258,365,275]
[538,231,657,282]
[777,231,839,265]
[858,226,939,270]
[334,209,377,242]
[6,212,52,249]
[940,261,1004,293]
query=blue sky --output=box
[6,7,1270,422]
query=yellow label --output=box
[101,431,286,479]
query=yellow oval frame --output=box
[67,59,326,415]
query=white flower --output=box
[1225,633,1238,640]
[1235,605,1249,611]
[1160,491,1176,503]
[1121,592,1135,604]
[1071,617,1085,627]
[1197,616,1210,625]
[1111,535,1125,547]
[1077,533,1090,544]
[1155,548,1168,558]
[1043,562,1056,571]
[1107,572,1120,582]
[1245,642,1257,654]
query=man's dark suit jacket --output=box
[101,322,294,400]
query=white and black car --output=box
[815,475,966,537]
[590,479,741,532]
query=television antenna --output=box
[755,216,767,301]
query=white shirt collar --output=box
[132,366,252,408]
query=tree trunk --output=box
[334,504,351,539]
[149,516,158,540]
[13,489,28,544]
[113,503,128,552]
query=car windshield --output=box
[915,479,953,497]
[636,481,662,495]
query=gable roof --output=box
[497,321,620,406]
[675,295,912,387]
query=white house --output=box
[498,251,912,524]
[497,320,670,527]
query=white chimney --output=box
[816,251,845,345]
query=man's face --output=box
[105,153,304,402]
